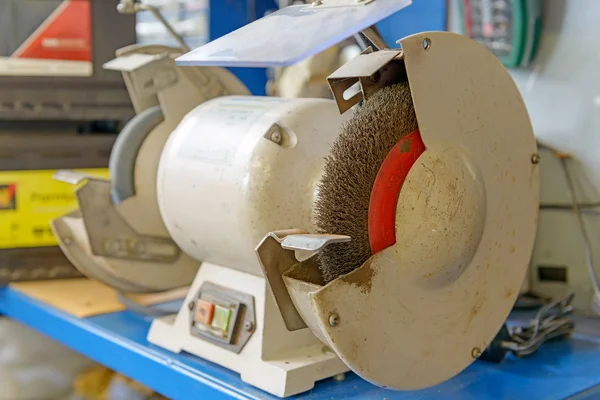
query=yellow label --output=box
[0,169,109,249]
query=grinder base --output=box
[148,262,347,398]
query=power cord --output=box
[539,142,600,314]
[501,293,575,358]
[559,157,600,303]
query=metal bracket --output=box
[55,170,180,263]
[359,27,387,51]
[327,47,403,114]
[104,52,178,104]
[54,169,103,185]
[281,234,351,252]
[255,230,350,332]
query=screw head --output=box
[531,153,541,164]
[270,130,282,143]
[471,347,482,358]
[188,301,195,311]
[333,373,346,382]
[328,313,340,327]
[244,321,254,332]
[422,37,432,50]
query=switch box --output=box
[190,282,255,353]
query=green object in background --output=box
[457,0,542,68]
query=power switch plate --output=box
[189,281,256,354]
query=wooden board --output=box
[10,278,187,318]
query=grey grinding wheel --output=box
[109,105,164,204]
[314,82,419,283]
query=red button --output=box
[195,300,214,325]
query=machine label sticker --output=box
[0,169,108,249]
[177,97,289,166]
[0,184,16,210]
[0,0,92,77]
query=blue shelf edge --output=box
[0,288,261,400]
[2,286,600,400]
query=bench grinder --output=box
[51,43,249,292]
[53,1,539,397]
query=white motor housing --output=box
[157,96,349,275]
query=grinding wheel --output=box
[266,31,539,391]
[315,81,418,282]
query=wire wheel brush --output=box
[314,81,419,282]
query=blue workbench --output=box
[1,286,600,400]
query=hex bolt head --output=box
[328,313,340,327]
[270,130,282,143]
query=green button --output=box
[211,305,232,331]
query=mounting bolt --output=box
[265,124,283,144]
[422,37,432,50]
[471,347,482,359]
[531,153,541,164]
[244,321,254,332]
[328,313,340,327]
[188,301,195,311]
[312,0,322,5]
[270,129,282,144]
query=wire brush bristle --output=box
[314,82,418,283]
